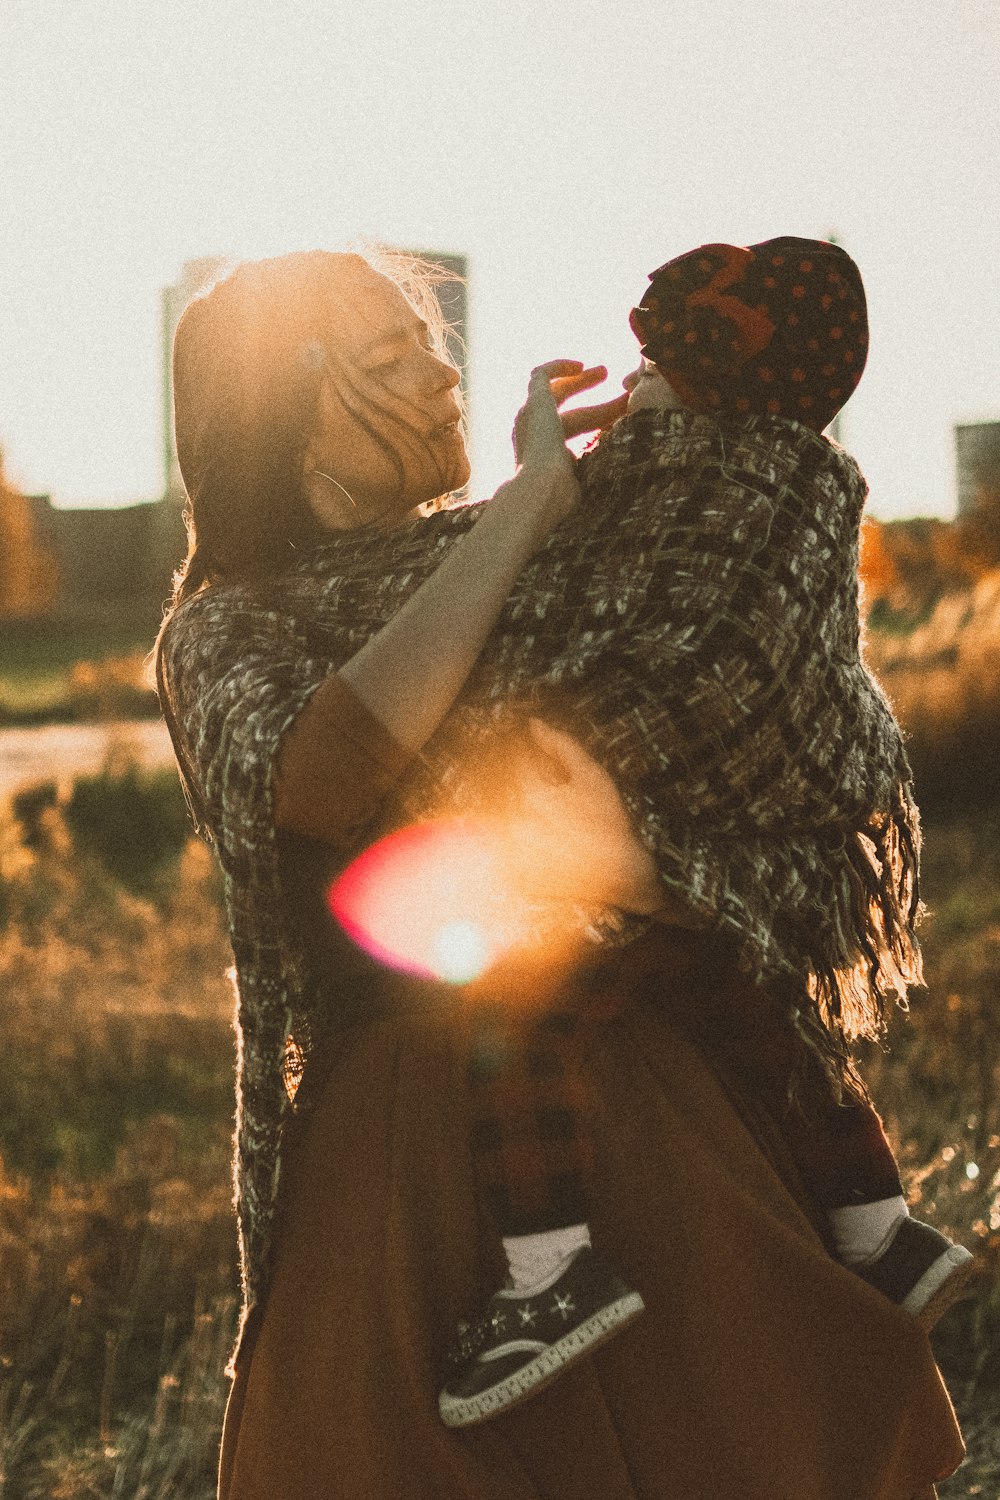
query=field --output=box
[0,759,998,1495]
[0,621,158,726]
[0,767,235,1499]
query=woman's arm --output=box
[337,464,571,752]
[275,362,610,844]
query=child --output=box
[424,238,973,1426]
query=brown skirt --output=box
[217,961,963,1500]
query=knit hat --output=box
[629,237,868,432]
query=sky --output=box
[0,0,998,519]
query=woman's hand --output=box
[496,719,665,915]
[512,361,606,467]
[510,360,613,529]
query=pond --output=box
[0,719,174,798]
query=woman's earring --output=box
[311,469,361,517]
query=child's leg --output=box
[440,955,645,1427]
[467,1001,594,1286]
[754,1038,973,1325]
[778,1071,908,1264]
[658,938,974,1325]
[691,977,907,1253]
[466,939,667,1284]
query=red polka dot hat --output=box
[629,236,868,433]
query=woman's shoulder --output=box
[277,504,482,599]
[304,501,482,563]
[163,573,286,628]
[158,576,331,722]
[159,504,484,680]
[159,579,277,675]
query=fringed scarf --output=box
[393,409,922,1056]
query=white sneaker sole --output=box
[903,1244,975,1331]
[439,1292,645,1428]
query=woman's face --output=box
[622,357,686,414]
[304,261,469,529]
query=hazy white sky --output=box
[1,0,997,517]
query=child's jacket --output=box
[400,408,920,1052]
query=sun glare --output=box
[328,819,509,983]
[433,921,492,984]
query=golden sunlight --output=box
[328,819,516,982]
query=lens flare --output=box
[433,921,491,984]
[328,819,507,982]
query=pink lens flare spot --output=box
[328,820,504,982]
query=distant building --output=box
[162,256,230,505]
[21,492,182,626]
[955,421,1000,519]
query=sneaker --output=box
[439,1246,644,1427]
[856,1217,974,1331]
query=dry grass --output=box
[0,776,236,1499]
[860,807,1000,1496]
[864,568,1000,804]
[0,762,997,1495]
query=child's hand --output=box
[561,391,630,440]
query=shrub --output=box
[62,764,192,896]
[10,781,59,851]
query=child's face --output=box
[623,357,686,414]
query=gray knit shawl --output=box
[158,408,921,1358]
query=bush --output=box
[62,763,192,896]
[10,781,60,851]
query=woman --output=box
[157,248,963,1498]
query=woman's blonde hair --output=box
[154,247,464,830]
[166,248,463,609]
